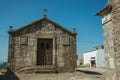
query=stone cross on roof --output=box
[43,8,48,17]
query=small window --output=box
[91,57,95,59]
[20,37,28,45]
[60,36,70,45]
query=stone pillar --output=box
[7,25,15,73]
[96,0,120,80]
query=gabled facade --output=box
[8,17,77,73]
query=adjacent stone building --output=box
[96,0,120,80]
[7,15,77,73]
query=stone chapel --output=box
[7,12,77,73]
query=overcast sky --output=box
[0,0,107,62]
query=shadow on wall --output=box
[0,67,20,80]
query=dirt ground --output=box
[0,68,105,80]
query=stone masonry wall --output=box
[102,0,120,80]
[8,18,77,73]
[111,1,120,80]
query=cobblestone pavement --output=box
[0,68,105,80]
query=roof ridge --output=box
[12,17,76,35]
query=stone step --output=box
[16,66,56,73]
[35,68,56,73]
[35,66,56,73]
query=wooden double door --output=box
[37,38,53,65]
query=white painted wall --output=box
[83,48,105,68]
[83,50,97,67]
[96,49,105,68]
[102,13,111,24]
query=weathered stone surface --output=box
[96,0,120,80]
[7,17,77,73]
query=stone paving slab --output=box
[0,68,105,80]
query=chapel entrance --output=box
[37,38,53,65]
